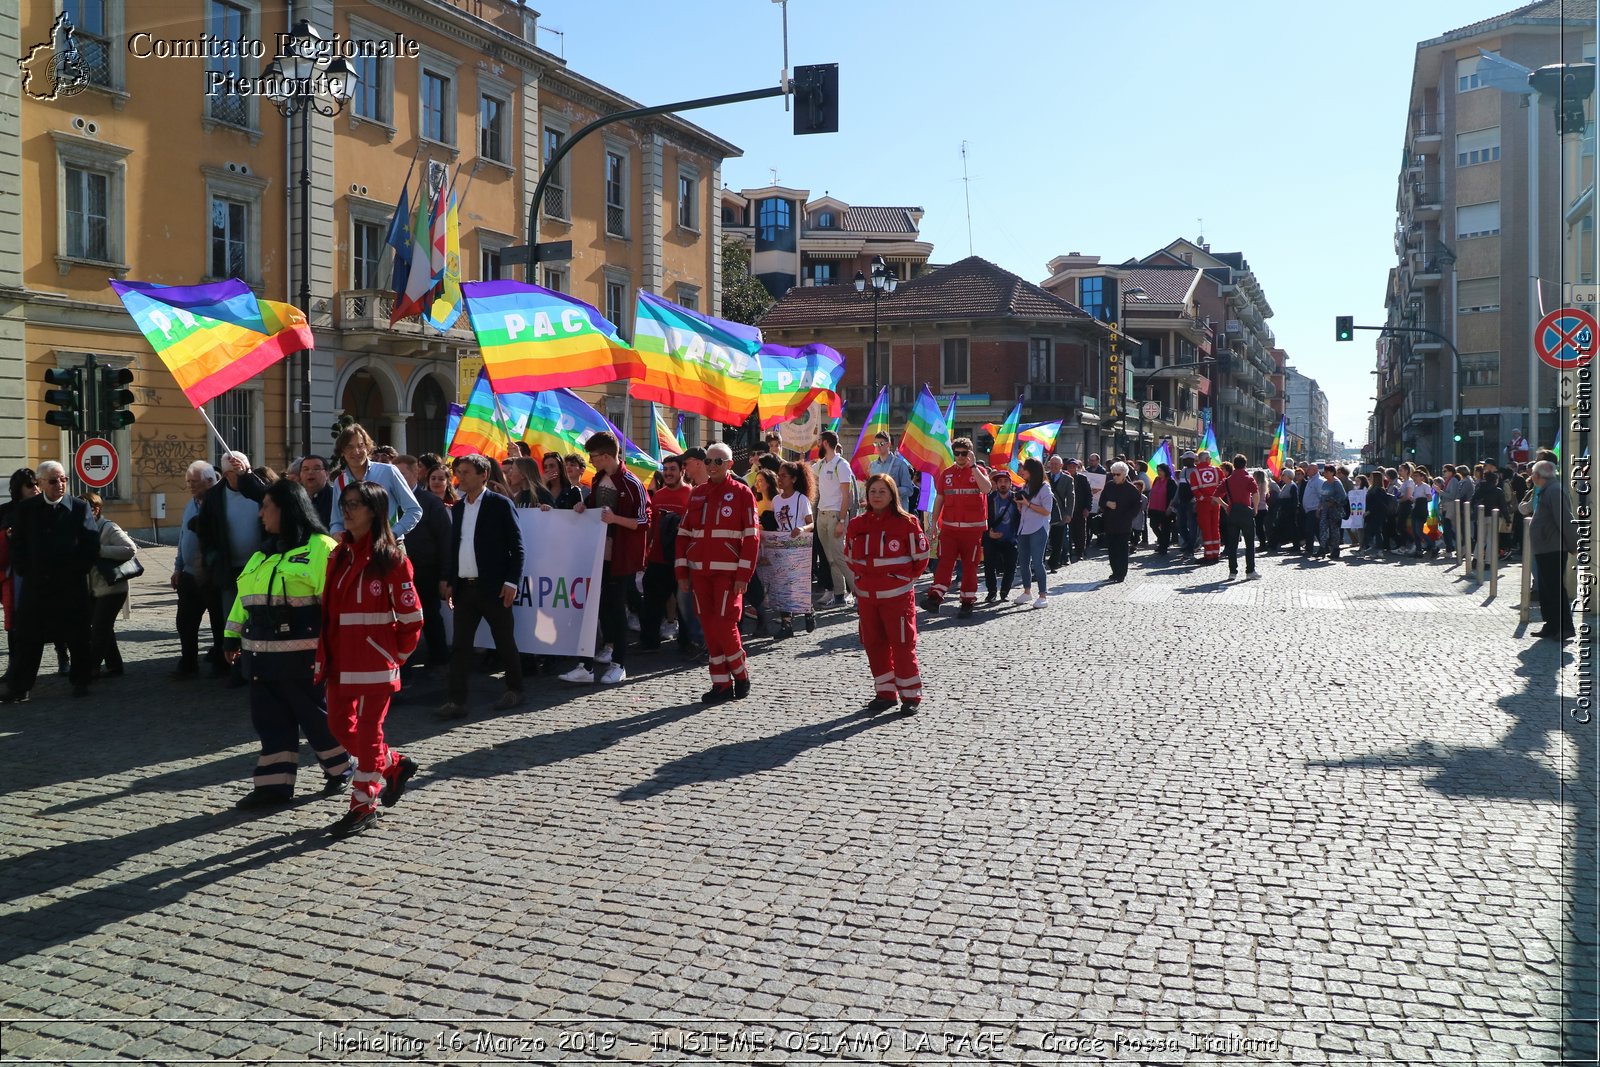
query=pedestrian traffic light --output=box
[1453,432,1463,443]
[98,366,136,431]
[43,367,84,431]
[1335,316,1354,342]
[792,63,839,135]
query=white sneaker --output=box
[816,592,839,608]
[1013,591,1033,604]
[558,665,594,684]
[626,612,640,632]
[839,594,856,609]
[1246,572,1262,581]
[660,620,679,642]
[594,645,613,665]
[1033,595,1049,608]
[599,664,626,685]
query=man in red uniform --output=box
[923,436,992,618]
[676,442,760,704]
[1189,450,1224,563]
[847,474,930,712]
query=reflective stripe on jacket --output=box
[225,534,336,681]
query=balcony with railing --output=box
[1410,109,1442,154]
[1410,181,1443,219]
[844,385,913,415]
[337,289,476,343]
[1015,382,1085,407]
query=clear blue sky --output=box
[535,0,1501,446]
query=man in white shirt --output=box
[810,430,856,607]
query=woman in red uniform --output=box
[846,474,930,713]
[320,480,424,838]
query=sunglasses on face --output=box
[339,499,368,511]
[708,458,727,466]
[954,450,971,457]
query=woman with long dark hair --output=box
[320,480,424,838]
[845,474,929,713]
[1013,457,1055,607]
[225,479,352,809]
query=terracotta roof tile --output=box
[1436,0,1595,41]
[1119,266,1200,305]
[840,207,919,234]
[759,256,1096,330]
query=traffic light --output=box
[98,366,136,431]
[792,63,838,135]
[1335,316,1354,342]
[43,367,84,432]
[1453,432,1463,443]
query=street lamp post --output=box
[853,255,898,408]
[262,21,356,460]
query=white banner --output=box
[1343,488,1367,530]
[441,509,607,657]
[1085,471,1107,513]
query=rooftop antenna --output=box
[770,167,780,185]
[960,141,974,256]
[1197,217,1204,245]
[538,25,565,60]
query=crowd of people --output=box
[0,424,1582,834]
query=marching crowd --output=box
[0,422,1581,837]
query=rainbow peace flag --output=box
[650,402,686,459]
[1423,488,1442,540]
[848,386,892,479]
[632,291,764,425]
[605,417,663,486]
[1201,413,1220,460]
[1145,439,1174,486]
[522,388,612,468]
[988,398,1024,471]
[110,279,310,408]
[463,281,644,394]
[755,342,845,429]
[444,402,464,453]
[900,385,955,478]
[448,367,531,459]
[1266,417,1288,476]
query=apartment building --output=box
[1041,237,1281,459]
[1282,366,1331,460]
[1374,0,1594,466]
[0,0,739,527]
[721,186,934,299]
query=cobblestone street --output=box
[0,542,1592,1063]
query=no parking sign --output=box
[1534,307,1598,371]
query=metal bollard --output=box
[1457,499,1468,565]
[1520,516,1533,624]
[1489,509,1500,597]
[1476,504,1487,582]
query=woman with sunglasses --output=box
[845,474,929,712]
[319,480,424,837]
[224,479,352,809]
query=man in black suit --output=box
[2,461,101,702]
[297,453,335,530]
[437,454,525,721]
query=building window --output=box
[209,386,261,470]
[352,50,382,120]
[808,260,836,285]
[941,338,969,388]
[677,173,698,230]
[1457,55,1489,93]
[815,210,835,228]
[605,151,627,237]
[541,267,566,293]
[206,0,250,127]
[1458,201,1501,239]
[65,0,113,88]
[1079,277,1108,321]
[210,197,249,279]
[1457,277,1500,313]
[543,127,567,219]
[757,198,792,242]
[421,70,452,144]
[480,246,502,281]
[479,94,507,162]
[1462,354,1500,386]
[1028,337,1053,382]
[65,166,110,261]
[605,279,628,336]
[1457,127,1501,167]
[675,284,700,313]
[352,219,383,289]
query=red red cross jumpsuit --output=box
[846,509,929,705]
[928,464,987,607]
[1189,460,1224,562]
[675,475,760,694]
[318,535,423,814]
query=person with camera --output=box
[845,474,929,713]
[224,480,352,809]
[81,492,140,677]
[320,480,423,838]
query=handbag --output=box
[96,556,144,584]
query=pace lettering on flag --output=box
[631,291,764,425]
[755,342,845,429]
[463,281,644,394]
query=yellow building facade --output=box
[1,0,739,531]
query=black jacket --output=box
[7,493,100,588]
[406,485,454,577]
[1048,472,1076,524]
[1098,479,1144,535]
[446,489,525,592]
[1071,473,1092,518]
[306,483,335,530]
[195,473,268,574]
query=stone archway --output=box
[340,370,390,446]
[407,374,451,457]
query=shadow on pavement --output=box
[617,707,903,802]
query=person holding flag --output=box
[868,431,916,512]
[923,437,992,617]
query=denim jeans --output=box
[1017,529,1048,594]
